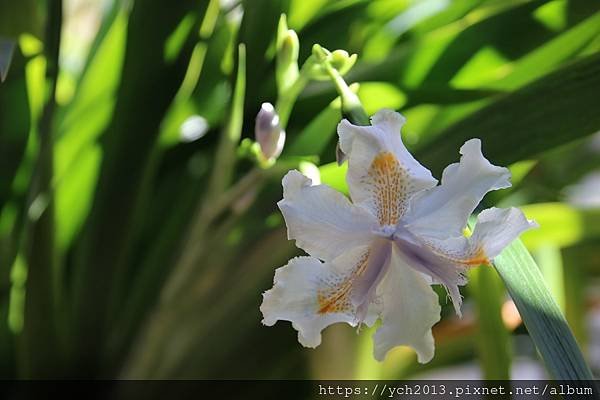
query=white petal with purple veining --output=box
[261,255,358,348]
[471,207,539,258]
[278,170,376,262]
[403,138,511,240]
[261,245,384,348]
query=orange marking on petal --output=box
[368,152,408,226]
[317,251,370,315]
[421,239,490,267]
[463,247,491,267]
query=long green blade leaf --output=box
[493,239,594,380]
[417,51,600,175]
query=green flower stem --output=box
[162,160,294,303]
[275,73,307,129]
[322,60,369,126]
[201,167,264,226]
[208,43,246,197]
[470,267,511,380]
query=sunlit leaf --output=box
[534,244,565,312]
[488,10,600,90]
[285,96,343,157]
[417,52,600,174]
[319,161,348,194]
[520,203,600,250]
[71,0,210,369]
[493,239,593,380]
[469,266,511,380]
[0,49,29,213]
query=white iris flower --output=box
[260,109,537,363]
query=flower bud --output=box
[330,50,357,75]
[311,43,329,62]
[276,28,299,92]
[255,103,286,160]
[305,44,357,81]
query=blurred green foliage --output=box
[0,0,599,387]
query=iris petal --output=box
[394,229,467,315]
[336,109,437,223]
[260,243,391,348]
[373,246,441,363]
[278,170,376,262]
[403,138,511,240]
[396,206,537,315]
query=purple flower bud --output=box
[255,103,286,160]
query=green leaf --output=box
[18,0,63,378]
[53,9,127,251]
[563,246,589,350]
[419,0,552,86]
[534,244,565,312]
[286,96,342,157]
[71,0,209,371]
[358,82,407,115]
[519,202,600,251]
[319,161,348,194]
[159,14,235,147]
[493,239,593,380]
[487,10,600,90]
[417,51,600,175]
[469,266,511,380]
[0,48,29,214]
[207,43,247,197]
[238,0,286,107]
[160,43,247,305]
[0,0,42,38]
[54,145,101,251]
[287,0,329,30]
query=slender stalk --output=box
[161,44,246,304]
[322,60,368,126]
[275,74,307,129]
[470,267,511,380]
[19,0,62,378]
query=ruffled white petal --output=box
[470,207,539,258]
[261,256,357,348]
[373,247,441,363]
[397,206,537,315]
[278,170,377,262]
[261,246,382,348]
[404,138,511,240]
[337,109,437,224]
